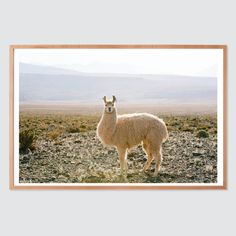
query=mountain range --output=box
[19,63,217,104]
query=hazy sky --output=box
[16,49,223,77]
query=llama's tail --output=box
[160,119,169,143]
[163,128,169,142]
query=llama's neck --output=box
[98,109,117,143]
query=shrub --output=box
[47,130,62,140]
[197,130,209,138]
[80,124,86,129]
[19,129,37,153]
[67,126,80,133]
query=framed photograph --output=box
[10,45,227,190]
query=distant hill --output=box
[19,63,217,104]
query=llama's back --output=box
[113,113,168,148]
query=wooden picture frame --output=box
[9,44,227,190]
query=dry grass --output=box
[19,112,217,151]
[19,129,37,153]
[164,115,216,135]
[20,112,99,140]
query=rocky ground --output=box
[19,130,217,184]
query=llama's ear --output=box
[112,95,117,103]
[103,96,107,103]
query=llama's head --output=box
[103,95,116,114]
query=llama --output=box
[96,95,168,177]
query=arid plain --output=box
[19,103,217,184]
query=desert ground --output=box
[19,104,217,184]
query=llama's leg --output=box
[142,143,153,172]
[143,154,153,172]
[117,148,128,176]
[153,146,163,177]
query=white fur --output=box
[96,96,168,177]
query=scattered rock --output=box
[48,124,56,131]
[19,130,217,184]
[192,152,203,156]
